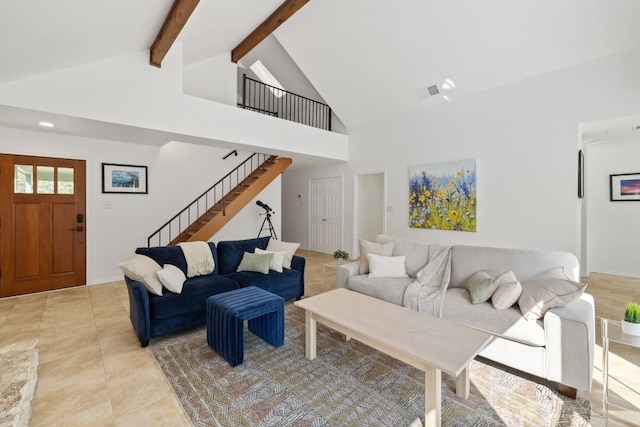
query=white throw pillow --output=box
[358,239,395,274]
[118,254,163,296]
[254,247,286,273]
[266,239,300,269]
[367,253,408,278]
[157,264,187,294]
[518,267,587,321]
[491,270,523,310]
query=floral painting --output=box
[409,160,476,232]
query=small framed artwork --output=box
[610,173,640,201]
[102,163,148,194]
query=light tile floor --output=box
[0,251,638,426]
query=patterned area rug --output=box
[149,304,591,427]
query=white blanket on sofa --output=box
[402,244,451,317]
[178,241,215,278]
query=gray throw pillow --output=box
[491,270,523,310]
[237,252,273,275]
[518,267,587,321]
[467,270,498,304]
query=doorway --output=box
[354,172,385,255]
[309,177,343,254]
[0,154,86,297]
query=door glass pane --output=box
[57,167,74,194]
[14,165,34,193]
[37,166,55,194]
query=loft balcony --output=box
[239,74,332,131]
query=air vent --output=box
[415,84,440,100]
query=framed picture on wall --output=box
[102,163,148,194]
[409,159,477,232]
[610,172,640,201]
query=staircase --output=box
[147,154,292,247]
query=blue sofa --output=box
[124,236,305,347]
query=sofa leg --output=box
[557,384,577,399]
[141,340,149,348]
[296,296,302,301]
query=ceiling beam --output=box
[231,0,309,64]
[150,0,200,68]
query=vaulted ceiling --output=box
[2,0,640,134]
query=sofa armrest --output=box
[291,255,306,297]
[543,292,595,391]
[336,262,360,288]
[124,277,152,347]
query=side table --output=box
[601,317,640,418]
[323,260,343,289]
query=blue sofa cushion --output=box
[223,268,302,301]
[149,275,238,321]
[217,236,271,274]
[136,242,219,276]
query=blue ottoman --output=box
[206,286,285,367]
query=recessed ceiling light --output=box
[443,95,451,102]
[38,121,55,128]
[442,78,457,90]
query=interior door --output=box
[309,177,342,254]
[0,154,86,297]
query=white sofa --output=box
[336,235,595,395]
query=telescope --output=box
[256,200,277,239]
[256,200,272,212]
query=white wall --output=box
[183,53,237,106]
[283,48,640,261]
[0,127,281,285]
[356,173,384,243]
[586,140,640,277]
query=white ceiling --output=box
[2,0,640,142]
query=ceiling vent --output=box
[415,85,440,100]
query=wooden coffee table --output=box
[294,288,492,427]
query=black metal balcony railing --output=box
[240,74,332,131]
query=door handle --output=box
[322,219,327,222]
[71,226,84,232]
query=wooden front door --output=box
[0,154,86,297]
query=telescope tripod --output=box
[257,212,278,239]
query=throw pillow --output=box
[367,253,408,278]
[118,254,163,296]
[266,240,300,269]
[157,264,187,294]
[491,270,523,310]
[358,239,395,274]
[467,270,498,304]
[236,252,273,274]
[255,247,286,273]
[518,267,587,321]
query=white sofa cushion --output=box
[157,264,186,294]
[442,288,546,347]
[119,254,163,296]
[367,254,408,278]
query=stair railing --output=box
[241,74,332,131]
[147,153,271,247]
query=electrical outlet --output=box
[103,201,113,209]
